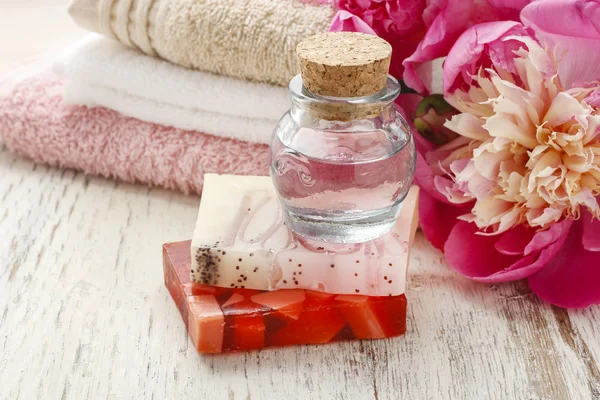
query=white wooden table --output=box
[1,2,600,399]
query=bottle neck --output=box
[288,74,401,129]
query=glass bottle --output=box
[269,32,416,243]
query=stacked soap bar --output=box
[164,241,407,353]
[164,174,419,353]
[190,174,419,296]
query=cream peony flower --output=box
[436,37,600,234]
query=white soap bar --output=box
[191,174,419,296]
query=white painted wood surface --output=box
[1,2,600,399]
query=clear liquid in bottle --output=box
[271,118,415,243]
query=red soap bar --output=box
[163,240,407,353]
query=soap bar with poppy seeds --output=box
[164,240,408,354]
[191,174,419,296]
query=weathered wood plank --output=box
[2,146,600,400]
[2,2,600,398]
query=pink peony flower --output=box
[442,35,600,233]
[401,0,474,93]
[331,0,535,93]
[331,1,427,78]
[331,0,600,307]
[330,10,378,35]
[521,0,600,89]
[584,84,600,107]
[402,0,538,93]
[416,3,600,308]
[334,0,426,36]
[471,0,533,23]
[442,21,534,94]
[528,210,600,308]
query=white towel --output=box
[53,35,290,144]
[64,81,279,143]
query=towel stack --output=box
[0,0,335,194]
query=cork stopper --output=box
[297,32,392,98]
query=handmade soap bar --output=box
[164,240,407,353]
[191,174,419,296]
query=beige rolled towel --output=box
[68,0,334,86]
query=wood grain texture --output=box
[2,146,600,400]
[2,1,600,399]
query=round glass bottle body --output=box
[269,75,415,243]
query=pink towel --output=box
[0,72,269,195]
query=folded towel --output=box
[54,36,290,121]
[54,36,286,144]
[0,69,269,195]
[68,0,334,86]
[63,80,279,145]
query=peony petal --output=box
[329,10,377,35]
[529,207,563,228]
[544,92,591,127]
[529,219,600,308]
[448,158,470,175]
[402,0,474,94]
[418,188,471,250]
[493,207,522,235]
[494,224,535,255]
[489,90,536,129]
[582,207,600,251]
[395,93,424,124]
[443,21,527,94]
[386,34,429,80]
[521,0,600,88]
[414,151,458,204]
[425,136,472,172]
[484,113,538,149]
[413,128,437,155]
[444,221,523,281]
[446,219,572,283]
[572,190,600,216]
[527,149,561,191]
[472,144,513,181]
[444,112,488,141]
[584,86,600,107]
[434,175,473,204]
[520,0,600,41]
[465,172,496,202]
[488,0,533,11]
[496,220,572,281]
[472,0,533,23]
[523,218,573,255]
[470,196,512,229]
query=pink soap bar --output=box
[164,241,407,354]
[191,174,420,296]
